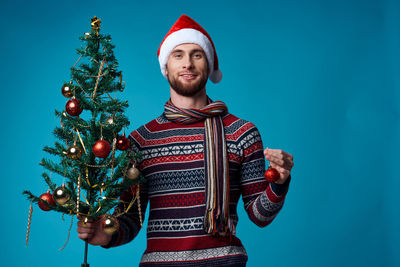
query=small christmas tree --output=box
[23,16,144,265]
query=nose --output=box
[182,55,194,69]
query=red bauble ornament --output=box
[38,192,56,211]
[65,99,83,116]
[264,167,280,183]
[116,135,130,150]
[93,139,111,158]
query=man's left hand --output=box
[264,148,294,184]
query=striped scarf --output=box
[164,96,235,236]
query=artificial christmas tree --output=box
[23,16,144,266]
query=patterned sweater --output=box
[102,111,291,266]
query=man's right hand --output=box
[77,215,113,246]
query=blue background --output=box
[1,0,399,266]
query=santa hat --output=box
[157,14,222,84]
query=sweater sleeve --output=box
[239,123,291,227]
[101,132,148,248]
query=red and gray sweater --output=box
[103,111,291,266]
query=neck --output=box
[169,87,208,109]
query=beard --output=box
[167,72,208,97]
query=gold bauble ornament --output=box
[66,145,82,160]
[126,166,140,180]
[102,215,119,235]
[53,185,71,205]
[61,83,73,98]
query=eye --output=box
[193,53,202,58]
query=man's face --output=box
[165,43,209,97]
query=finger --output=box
[77,228,95,235]
[264,148,276,156]
[274,155,293,170]
[278,150,293,162]
[78,232,93,240]
[276,167,290,177]
[266,154,285,166]
[264,147,277,156]
[269,162,290,177]
[266,153,292,168]
[77,225,95,234]
[283,151,293,161]
[77,223,96,233]
[77,221,95,228]
[265,149,284,159]
[269,161,282,171]
[266,150,293,168]
[270,161,290,174]
[266,149,293,161]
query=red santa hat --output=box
[157,14,222,84]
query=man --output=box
[77,14,294,266]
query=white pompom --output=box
[209,69,222,84]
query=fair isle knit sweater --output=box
[103,111,291,266]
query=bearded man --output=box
[77,14,294,266]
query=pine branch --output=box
[54,142,66,153]
[53,126,74,141]
[42,146,59,156]
[22,191,39,202]
[55,110,91,134]
[42,172,57,191]
[40,158,70,178]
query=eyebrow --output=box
[171,49,205,54]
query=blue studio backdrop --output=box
[1,0,399,266]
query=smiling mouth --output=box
[180,74,198,80]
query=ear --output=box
[165,66,168,76]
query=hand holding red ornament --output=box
[264,148,294,184]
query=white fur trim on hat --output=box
[158,28,221,83]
